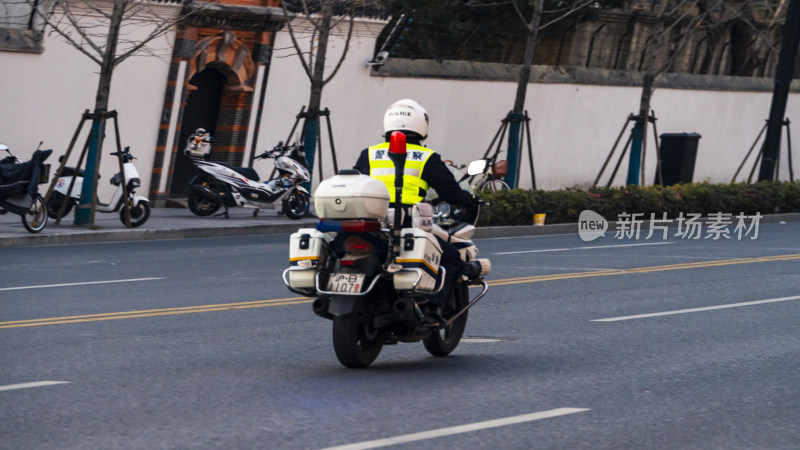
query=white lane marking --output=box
[593,294,800,322]
[461,337,505,343]
[0,381,69,392]
[321,407,590,450]
[495,241,673,255]
[0,277,164,292]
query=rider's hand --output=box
[464,193,480,208]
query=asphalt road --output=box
[1,223,799,449]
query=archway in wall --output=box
[167,32,257,200]
[170,69,225,197]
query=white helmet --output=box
[383,99,429,140]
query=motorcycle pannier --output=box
[393,227,443,292]
[288,228,332,289]
[313,174,390,220]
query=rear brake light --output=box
[317,220,381,233]
[342,220,382,232]
[343,236,375,256]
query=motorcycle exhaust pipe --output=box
[192,183,224,204]
[392,298,423,328]
[312,296,333,320]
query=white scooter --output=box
[184,129,311,219]
[47,146,151,227]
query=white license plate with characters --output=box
[326,273,366,293]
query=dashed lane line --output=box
[2,253,799,329]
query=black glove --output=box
[464,193,480,208]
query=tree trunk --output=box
[506,0,544,189]
[301,1,333,189]
[74,0,123,226]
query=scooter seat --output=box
[217,162,259,182]
[60,166,98,179]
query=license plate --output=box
[326,273,366,293]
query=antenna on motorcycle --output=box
[387,131,407,264]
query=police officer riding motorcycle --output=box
[353,99,480,325]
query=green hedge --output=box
[476,181,800,226]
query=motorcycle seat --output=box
[216,162,259,182]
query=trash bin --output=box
[656,132,701,186]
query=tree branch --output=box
[281,1,315,82]
[322,11,354,86]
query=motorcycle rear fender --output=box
[328,296,356,316]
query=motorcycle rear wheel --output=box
[22,194,47,233]
[188,189,221,216]
[283,190,310,220]
[332,299,383,368]
[46,192,73,219]
[423,282,468,357]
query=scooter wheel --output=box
[188,190,221,216]
[283,190,310,220]
[122,200,150,228]
[22,194,48,233]
[46,193,73,219]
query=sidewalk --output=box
[0,206,318,248]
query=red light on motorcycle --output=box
[389,131,406,155]
[343,236,375,256]
[339,259,355,266]
[340,220,382,233]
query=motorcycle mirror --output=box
[467,159,488,176]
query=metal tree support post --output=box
[594,112,661,188]
[487,111,536,189]
[733,118,793,183]
[269,106,338,188]
[44,110,131,228]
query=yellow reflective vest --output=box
[367,142,434,205]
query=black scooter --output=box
[0,143,52,233]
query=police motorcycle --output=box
[0,143,52,233]
[184,129,311,219]
[282,132,491,368]
[46,146,151,227]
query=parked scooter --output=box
[283,132,492,368]
[184,128,311,219]
[46,146,151,227]
[0,143,52,233]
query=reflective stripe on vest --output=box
[367,142,434,204]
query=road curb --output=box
[0,223,311,248]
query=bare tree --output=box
[32,0,200,227]
[460,0,624,188]
[626,0,785,185]
[280,0,380,186]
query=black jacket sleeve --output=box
[353,149,370,175]
[422,153,472,206]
